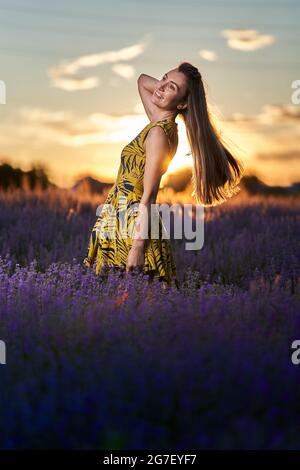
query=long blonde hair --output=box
[177,61,245,206]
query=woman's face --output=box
[151,68,188,112]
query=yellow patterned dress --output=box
[83,118,179,289]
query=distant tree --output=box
[0,162,54,191]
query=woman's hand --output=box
[137,74,159,121]
[138,73,158,93]
[126,244,145,273]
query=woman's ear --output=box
[177,102,187,110]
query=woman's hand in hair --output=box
[137,74,159,120]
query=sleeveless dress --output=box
[83,118,179,289]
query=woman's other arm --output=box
[137,73,159,121]
[126,125,170,272]
[126,126,170,271]
[131,127,170,248]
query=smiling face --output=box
[151,68,189,113]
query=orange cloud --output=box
[47,35,151,91]
[221,29,275,51]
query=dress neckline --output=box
[148,118,178,126]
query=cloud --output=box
[199,49,217,61]
[1,101,300,187]
[5,103,300,155]
[256,150,300,161]
[221,29,275,51]
[225,104,300,124]
[47,35,151,91]
[226,112,250,122]
[255,104,300,123]
[19,108,73,123]
[219,103,300,184]
[111,63,136,80]
[50,76,100,92]
[0,107,156,147]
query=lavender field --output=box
[0,187,299,449]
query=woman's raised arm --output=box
[137,73,159,120]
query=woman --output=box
[83,61,244,289]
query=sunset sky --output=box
[0,0,299,188]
